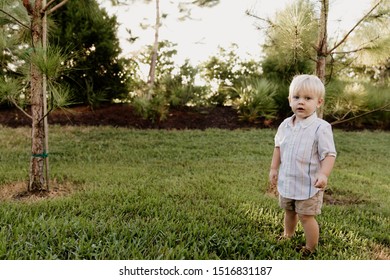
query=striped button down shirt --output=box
[275,112,337,200]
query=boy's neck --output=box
[292,111,317,126]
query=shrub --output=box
[360,82,390,129]
[326,82,368,120]
[159,74,209,108]
[132,92,169,123]
[233,78,278,123]
[325,80,390,128]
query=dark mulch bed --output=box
[0,104,274,130]
[1,104,387,130]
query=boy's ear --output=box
[317,98,324,108]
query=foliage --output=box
[132,92,169,122]
[0,127,389,259]
[346,0,390,83]
[232,78,278,123]
[0,0,120,110]
[80,78,108,109]
[324,79,390,129]
[271,81,291,120]
[50,0,132,106]
[191,0,219,7]
[256,0,390,85]
[0,1,74,111]
[363,83,390,128]
[137,40,178,82]
[132,42,210,122]
[0,1,29,79]
[200,44,262,106]
[325,81,368,121]
[160,60,210,107]
[0,46,75,111]
[29,45,77,109]
[260,0,317,82]
[0,75,26,107]
[0,0,24,92]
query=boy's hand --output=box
[314,173,328,190]
[315,155,335,190]
[269,169,278,186]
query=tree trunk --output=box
[316,0,328,118]
[43,0,50,190]
[28,0,46,192]
[147,0,160,98]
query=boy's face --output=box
[289,90,323,121]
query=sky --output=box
[100,0,373,65]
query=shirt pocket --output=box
[295,135,318,165]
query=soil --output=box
[1,103,387,130]
[0,103,274,130]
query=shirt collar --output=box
[287,111,318,128]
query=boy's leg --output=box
[284,210,298,237]
[298,214,319,251]
[279,196,298,238]
[296,191,323,252]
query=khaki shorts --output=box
[279,191,324,216]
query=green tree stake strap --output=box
[32,153,49,158]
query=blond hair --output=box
[289,74,325,100]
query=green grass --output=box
[0,126,389,260]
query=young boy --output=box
[269,74,336,255]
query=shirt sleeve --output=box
[274,122,285,147]
[274,131,281,147]
[318,124,337,161]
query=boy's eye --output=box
[293,96,299,99]
[305,97,312,101]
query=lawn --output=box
[0,126,389,260]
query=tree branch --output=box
[333,47,371,55]
[44,0,70,15]
[332,35,381,55]
[331,103,390,126]
[41,0,57,13]
[245,9,276,28]
[0,9,30,29]
[328,0,383,54]
[9,99,33,120]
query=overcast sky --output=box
[101,0,373,65]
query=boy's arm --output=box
[314,155,336,190]
[269,147,281,186]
